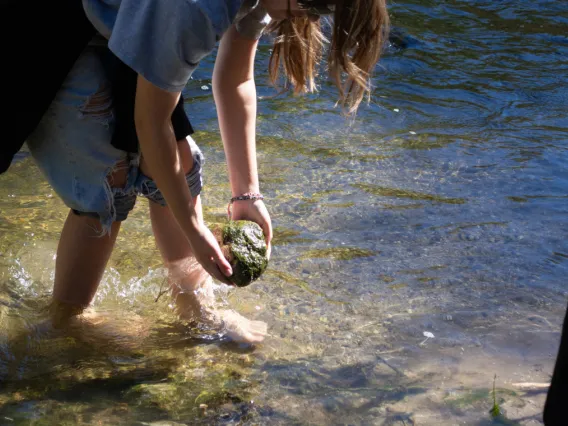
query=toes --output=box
[246,332,266,343]
[250,321,268,335]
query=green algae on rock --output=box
[218,221,269,287]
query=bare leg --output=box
[48,212,122,328]
[49,165,128,327]
[145,138,267,344]
[149,199,267,343]
[54,212,120,307]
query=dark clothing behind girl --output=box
[1,0,95,174]
[1,0,193,173]
[544,303,568,425]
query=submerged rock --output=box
[218,221,269,287]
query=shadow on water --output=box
[0,297,256,424]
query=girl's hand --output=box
[230,199,273,259]
[187,222,234,285]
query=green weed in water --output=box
[486,375,522,425]
[507,196,528,203]
[378,274,396,283]
[300,247,376,261]
[352,183,466,205]
[355,154,397,163]
[265,269,322,296]
[390,133,453,150]
[320,202,355,208]
[381,203,425,210]
[310,147,344,158]
[272,227,316,246]
[490,374,501,417]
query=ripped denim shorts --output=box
[26,45,203,234]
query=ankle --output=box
[48,299,86,328]
[167,260,210,293]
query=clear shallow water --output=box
[1,0,567,424]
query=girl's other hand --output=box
[187,222,234,285]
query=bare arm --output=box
[135,77,197,232]
[213,25,259,196]
[213,25,273,252]
[135,75,233,282]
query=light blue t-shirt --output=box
[82,0,270,92]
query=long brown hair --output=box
[267,0,389,114]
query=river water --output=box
[1,0,567,424]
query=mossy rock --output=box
[217,221,269,287]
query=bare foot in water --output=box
[213,309,267,344]
[45,300,149,349]
[169,267,268,344]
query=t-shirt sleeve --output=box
[108,0,217,92]
[234,1,271,40]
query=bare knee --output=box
[79,82,113,123]
[177,139,194,175]
[140,139,194,178]
[107,160,129,188]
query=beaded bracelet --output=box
[227,192,264,218]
